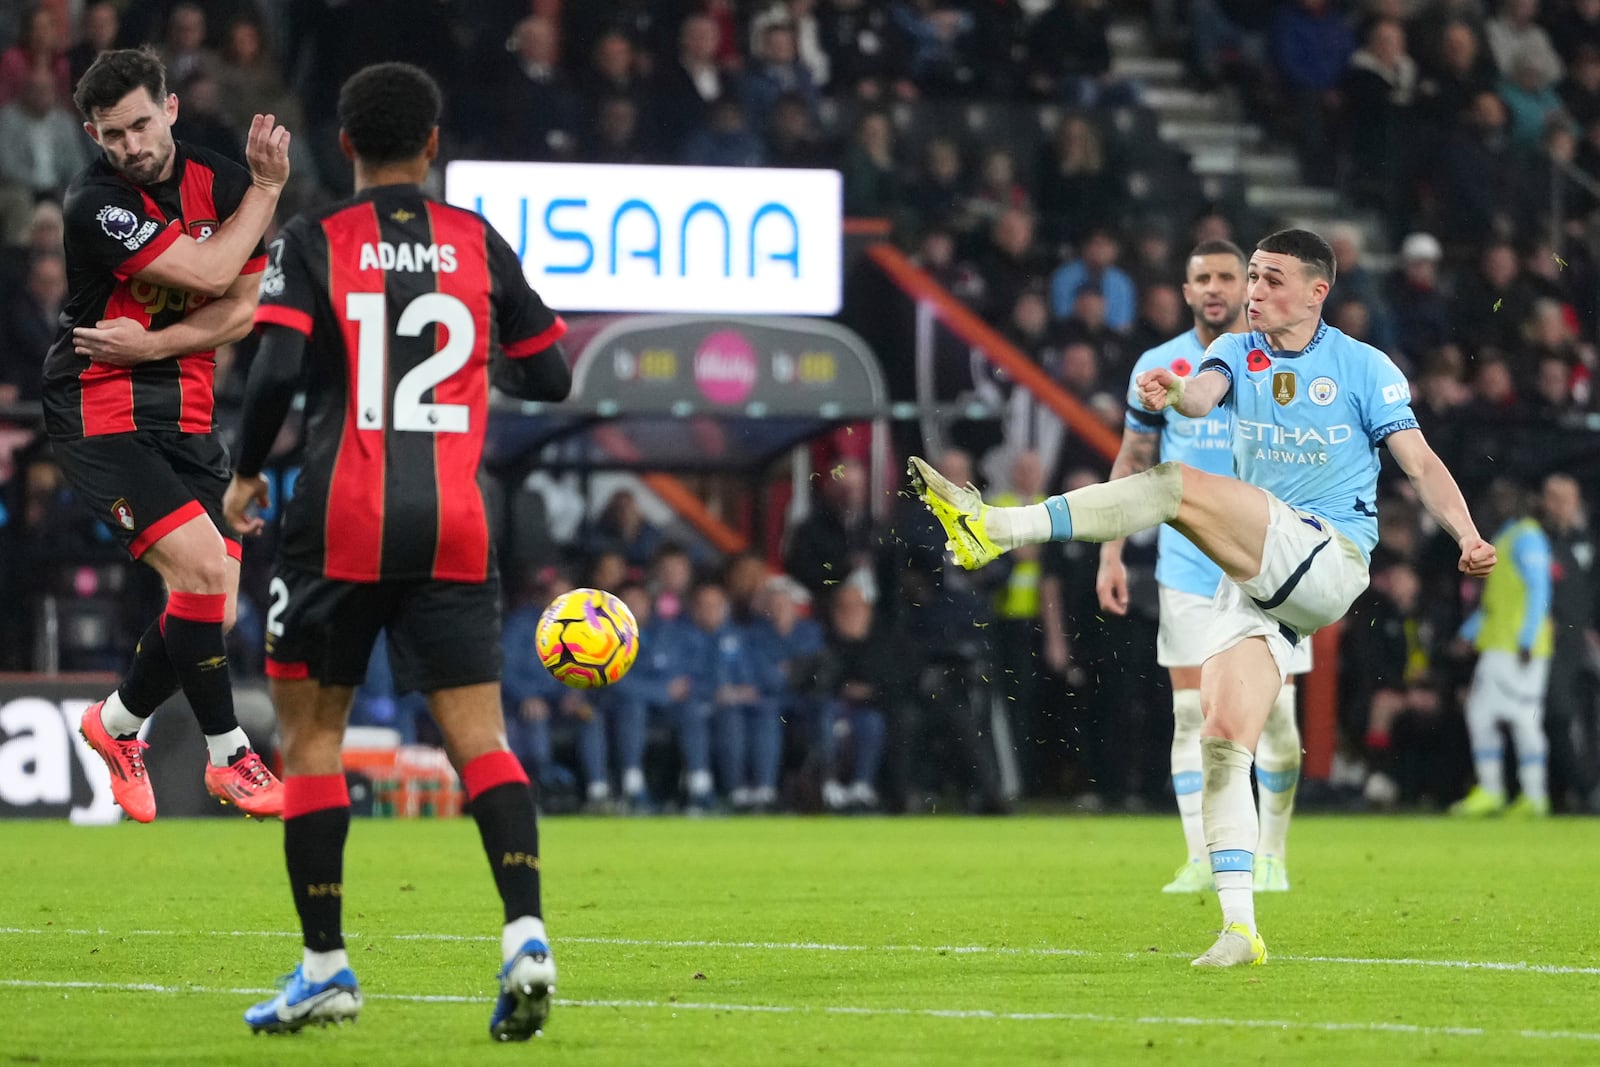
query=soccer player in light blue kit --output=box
[1097,240,1308,896]
[911,229,1495,967]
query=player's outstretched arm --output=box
[1136,366,1227,418]
[131,114,291,297]
[224,324,305,536]
[1096,428,1160,615]
[1385,428,1496,577]
[72,270,259,365]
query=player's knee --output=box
[171,550,229,595]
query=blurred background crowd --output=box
[3,0,1600,817]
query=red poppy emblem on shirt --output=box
[1247,349,1272,372]
[1170,357,1192,376]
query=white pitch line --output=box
[1,978,1597,1044]
[5,927,1599,977]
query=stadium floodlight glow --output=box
[445,161,843,316]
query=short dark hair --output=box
[1255,228,1337,285]
[1189,238,1247,265]
[337,62,441,166]
[73,46,166,120]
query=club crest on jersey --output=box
[111,498,135,531]
[1170,357,1192,376]
[189,219,217,242]
[1273,371,1296,406]
[1246,349,1272,373]
[1309,376,1337,405]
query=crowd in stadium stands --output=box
[5,0,1600,815]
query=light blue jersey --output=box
[1125,330,1231,598]
[1197,322,1416,559]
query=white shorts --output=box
[1465,648,1551,724]
[1204,494,1369,679]
[1158,586,1313,675]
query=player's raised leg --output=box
[245,677,363,1033]
[429,682,557,1041]
[1191,636,1278,968]
[1253,683,1301,891]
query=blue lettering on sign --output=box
[750,203,799,278]
[681,201,730,277]
[486,196,807,282]
[610,199,661,275]
[543,199,593,274]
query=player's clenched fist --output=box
[1136,366,1178,412]
[1457,536,1496,577]
[246,113,292,192]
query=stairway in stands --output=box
[1108,20,1391,263]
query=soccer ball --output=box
[535,587,639,689]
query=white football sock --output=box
[687,769,714,798]
[622,767,646,797]
[587,780,610,801]
[1201,736,1258,934]
[1170,689,1207,865]
[1510,708,1548,804]
[204,727,250,767]
[502,915,548,964]
[984,502,1053,550]
[302,947,349,984]
[101,690,147,738]
[1255,684,1301,860]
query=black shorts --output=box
[50,430,241,560]
[264,565,504,693]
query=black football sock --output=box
[117,617,180,721]
[284,775,351,953]
[163,592,239,737]
[463,751,543,921]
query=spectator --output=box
[0,4,69,107]
[1533,353,1577,415]
[1464,355,1524,419]
[740,20,821,133]
[972,206,1048,324]
[818,0,911,101]
[158,3,220,90]
[216,18,303,135]
[1055,287,1127,376]
[1127,222,1180,294]
[889,0,975,97]
[1539,473,1600,810]
[596,583,683,811]
[687,581,778,812]
[1484,0,1563,89]
[814,583,890,811]
[654,13,727,158]
[1435,92,1533,247]
[1050,229,1136,331]
[1417,19,1497,127]
[1559,45,1600,128]
[1035,114,1125,246]
[765,90,831,167]
[493,16,580,161]
[169,74,243,163]
[1126,283,1187,359]
[591,489,666,571]
[1269,0,1357,182]
[0,249,61,402]
[839,110,902,218]
[784,456,878,608]
[962,147,1029,233]
[1004,287,1058,361]
[579,31,647,143]
[649,542,696,622]
[1498,52,1566,149]
[1453,239,1537,354]
[751,0,831,89]
[723,552,771,624]
[67,2,118,90]
[1025,0,1135,107]
[1388,231,1454,363]
[1325,224,1397,352]
[0,67,90,203]
[583,95,647,164]
[1343,18,1418,228]
[681,97,766,166]
[908,135,965,227]
[1550,0,1600,66]
[588,549,630,597]
[746,573,825,762]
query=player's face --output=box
[1182,253,1246,330]
[85,87,179,186]
[1245,251,1326,335]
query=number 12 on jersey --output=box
[346,291,477,434]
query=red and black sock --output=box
[284,775,351,952]
[163,592,238,737]
[117,617,179,721]
[463,751,543,922]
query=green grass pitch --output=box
[3,815,1598,1065]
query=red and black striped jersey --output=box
[255,184,567,584]
[43,142,266,439]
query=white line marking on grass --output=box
[6,927,1599,977]
[2,978,1597,1044]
